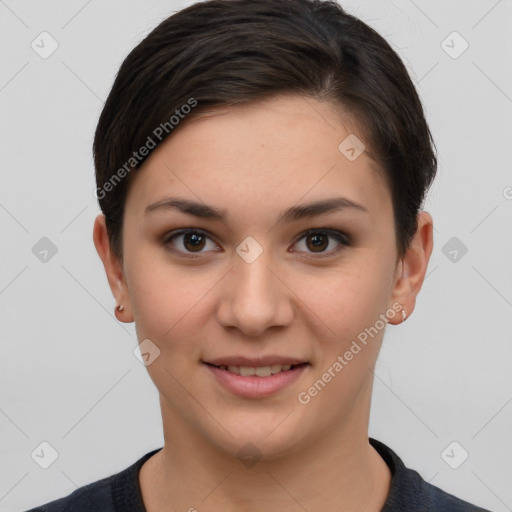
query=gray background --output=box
[0,0,511,510]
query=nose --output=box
[215,246,294,338]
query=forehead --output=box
[125,94,392,225]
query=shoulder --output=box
[22,448,162,512]
[370,438,494,512]
[22,476,116,512]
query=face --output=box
[96,94,431,461]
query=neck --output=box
[140,393,391,512]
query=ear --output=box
[387,211,434,325]
[93,214,134,323]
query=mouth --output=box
[204,362,309,377]
[202,358,310,398]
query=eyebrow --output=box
[145,196,368,225]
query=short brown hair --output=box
[93,0,437,260]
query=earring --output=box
[402,309,407,322]
[117,304,124,312]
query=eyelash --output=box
[162,228,350,259]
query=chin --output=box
[206,411,307,462]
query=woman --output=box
[25,0,493,510]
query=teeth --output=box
[217,364,297,376]
[255,366,272,377]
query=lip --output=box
[204,362,309,398]
[203,355,308,367]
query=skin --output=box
[93,94,433,512]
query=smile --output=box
[208,363,307,377]
[203,362,310,398]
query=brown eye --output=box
[163,229,219,256]
[182,232,206,252]
[292,228,349,256]
[306,232,329,252]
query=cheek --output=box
[295,256,390,342]
[126,258,226,365]
[296,265,389,416]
